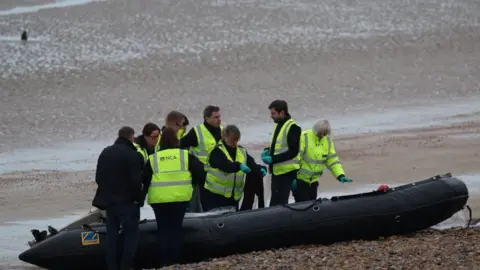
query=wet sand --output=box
[3,118,480,268]
[1,0,480,268]
[2,119,480,224]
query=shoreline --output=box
[2,118,479,224]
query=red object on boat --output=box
[377,184,389,192]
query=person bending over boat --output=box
[92,126,144,270]
[262,100,302,206]
[203,125,267,211]
[154,110,190,152]
[292,119,353,202]
[141,127,204,267]
[134,122,161,163]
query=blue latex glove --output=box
[239,164,251,173]
[260,167,267,177]
[261,148,269,158]
[338,175,353,183]
[291,179,298,191]
[262,155,272,164]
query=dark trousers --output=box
[151,202,187,266]
[202,190,238,212]
[292,180,319,202]
[269,170,297,207]
[240,168,265,210]
[105,203,140,270]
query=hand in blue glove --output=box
[261,148,269,158]
[239,164,251,173]
[291,179,298,191]
[338,175,353,183]
[262,155,272,164]
[260,167,267,177]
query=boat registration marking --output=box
[81,231,100,246]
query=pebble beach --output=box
[160,228,480,269]
[1,0,480,268]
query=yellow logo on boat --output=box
[81,231,100,246]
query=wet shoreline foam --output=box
[1,96,479,174]
[0,0,101,16]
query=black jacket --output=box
[268,113,302,174]
[141,147,205,194]
[92,137,145,210]
[209,140,265,173]
[180,121,222,149]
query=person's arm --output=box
[209,147,241,173]
[271,124,301,164]
[188,153,205,186]
[141,161,154,191]
[179,128,198,149]
[127,151,144,203]
[94,149,106,185]
[325,138,345,179]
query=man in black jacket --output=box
[262,100,301,206]
[92,126,144,270]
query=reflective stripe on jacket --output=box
[147,148,193,204]
[204,141,247,200]
[297,129,344,184]
[271,118,300,175]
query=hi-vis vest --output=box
[147,148,193,204]
[154,129,187,153]
[190,124,224,165]
[204,142,247,201]
[133,142,148,163]
[271,119,301,175]
[297,129,345,184]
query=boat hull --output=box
[19,174,469,270]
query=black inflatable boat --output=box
[19,173,469,270]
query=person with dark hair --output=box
[179,105,224,212]
[134,123,161,163]
[154,111,190,152]
[262,100,302,206]
[141,127,204,267]
[92,126,144,270]
[203,125,267,211]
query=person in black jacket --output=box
[202,125,267,211]
[141,127,205,266]
[92,126,144,270]
[262,100,301,206]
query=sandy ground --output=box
[1,0,480,268]
[0,0,480,152]
[2,118,479,225]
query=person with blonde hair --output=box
[292,119,353,202]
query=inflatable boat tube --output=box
[19,173,469,270]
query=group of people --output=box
[92,100,353,270]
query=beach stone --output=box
[159,228,480,269]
